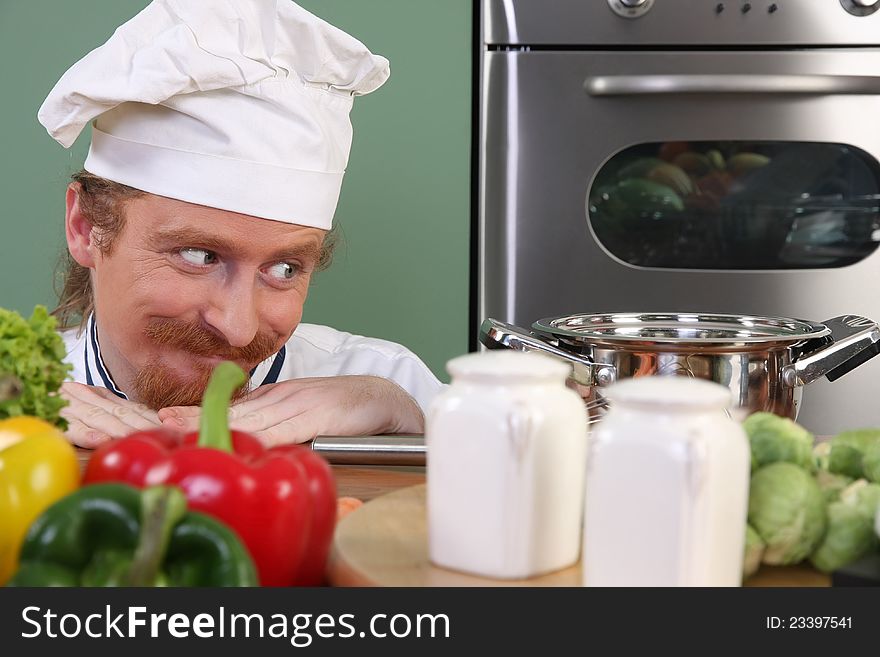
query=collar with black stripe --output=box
[83,313,286,398]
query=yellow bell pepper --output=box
[0,416,79,584]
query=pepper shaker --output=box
[582,377,751,587]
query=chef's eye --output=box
[266,262,300,281]
[179,248,217,266]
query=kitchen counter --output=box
[75,449,831,587]
[75,448,425,501]
[329,483,832,587]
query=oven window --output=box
[587,141,880,269]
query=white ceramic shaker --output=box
[426,351,589,579]
[582,377,750,587]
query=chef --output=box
[38,0,443,447]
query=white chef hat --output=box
[38,0,390,229]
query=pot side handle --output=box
[784,315,880,386]
[479,318,598,387]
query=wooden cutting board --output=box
[327,484,830,587]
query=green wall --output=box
[0,0,471,382]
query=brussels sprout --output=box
[815,469,854,504]
[748,462,827,565]
[842,479,880,517]
[827,429,880,479]
[809,501,874,573]
[743,525,764,580]
[809,480,880,573]
[814,429,880,480]
[833,428,880,452]
[862,442,880,484]
[827,443,864,479]
[743,412,814,473]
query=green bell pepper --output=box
[6,483,257,587]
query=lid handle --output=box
[783,315,880,386]
[479,318,604,387]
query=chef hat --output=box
[38,0,390,229]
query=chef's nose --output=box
[203,278,260,348]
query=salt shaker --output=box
[426,351,589,579]
[582,377,750,587]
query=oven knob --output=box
[607,0,655,18]
[841,0,880,15]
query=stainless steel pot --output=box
[480,313,880,422]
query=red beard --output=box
[132,318,280,409]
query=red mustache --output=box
[144,318,280,366]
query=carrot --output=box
[336,496,363,521]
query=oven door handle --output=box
[585,74,880,96]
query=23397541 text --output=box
[766,616,852,629]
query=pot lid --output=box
[533,312,831,346]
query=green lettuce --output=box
[0,305,71,426]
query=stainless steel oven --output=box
[478,0,880,433]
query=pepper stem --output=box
[125,486,188,586]
[197,361,247,452]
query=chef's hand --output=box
[59,382,162,448]
[157,375,425,446]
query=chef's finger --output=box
[228,384,301,418]
[72,384,125,401]
[161,414,197,432]
[158,406,218,433]
[158,406,200,421]
[110,401,161,429]
[240,383,279,401]
[228,394,316,433]
[63,419,112,449]
[60,381,95,400]
[237,377,327,407]
[253,417,317,447]
[62,381,122,405]
[161,382,311,430]
[161,401,296,434]
[61,382,160,428]
[59,400,145,438]
[160,401,261,425]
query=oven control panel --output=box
[710,2,779,15]
[607,1,879,20]
[606,0,783,20]
[486,0,880,45]
[607,0,654,19]
[841,0,880,17]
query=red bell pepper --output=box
[270,444,336,586]
[83,362,337,587]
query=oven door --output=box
[479,49,880,433]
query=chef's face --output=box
[69,189,326,408]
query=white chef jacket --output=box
[60,314,445,413]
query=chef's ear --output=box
[65,182,96,268]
